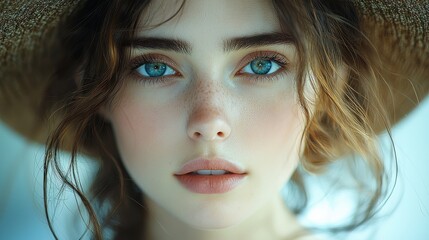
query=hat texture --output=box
[0,0,428,143]
[0,0,79,142]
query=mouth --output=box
[188,170,232,175]
[174,158,247,194]
[174,158,246,175]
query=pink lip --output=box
[174,158,247,194]
[175,158,246,175]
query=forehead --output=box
[137,0,281,40]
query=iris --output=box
[250,59,272,75]
[144,62,167,77]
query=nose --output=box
[187,107,231,142]
[186,74,232,142]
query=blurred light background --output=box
[1,96,428,239]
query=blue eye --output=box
[242,58,281,75]
[136,62,177,77]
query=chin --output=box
[179,205,252,230]
[187,217,242,230]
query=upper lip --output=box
[174,157,246,175]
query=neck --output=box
[143,194,308,240]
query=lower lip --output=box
[175,174,246,194]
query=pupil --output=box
[250,59,272,75]
[145,62,167,77]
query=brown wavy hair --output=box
[42,0,395,239]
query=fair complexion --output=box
[104,0,315,239]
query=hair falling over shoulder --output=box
[42,0,395,239]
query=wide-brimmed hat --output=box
[1,0,428,144]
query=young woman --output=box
[1,0,428,239]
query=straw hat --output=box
[0,0,428,144]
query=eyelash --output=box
[236,51,289,82]
[129,52,289,85]
[130,54,180,85]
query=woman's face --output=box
[106,0,308,229]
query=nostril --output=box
[217,132,224,137]
[194,132,202,138]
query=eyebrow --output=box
[124,37,191,54]
[124,32,294,54]
[223,32,294,52]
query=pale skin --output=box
[103,0,318,239]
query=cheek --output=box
[108,96,180,174]
[241,98,304,187]
[242,98,304,156]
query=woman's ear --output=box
[97,105,111,122]
[73,65,111,122]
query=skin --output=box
[103,0,316,239]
